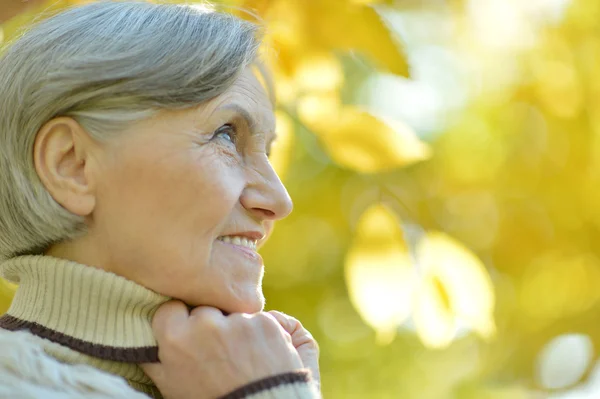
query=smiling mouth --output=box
[217,236,258,251]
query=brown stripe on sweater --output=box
[218,371,312,399]
[0,314,159,363]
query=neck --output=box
[0,255,170,377]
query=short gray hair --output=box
[0,1,261,261]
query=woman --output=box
[0,2,321,398]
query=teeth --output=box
[219,236,257,251]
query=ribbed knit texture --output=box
[219,372,314,399]
[0,255,170,398]
[1,255,170,349]
[0,255,321,399]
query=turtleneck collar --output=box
[0,255,170,363]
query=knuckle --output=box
[190,306,223,320]
[160,326,184,348]
[300,328,319,349]
[282,331,294,345]
[229,312,252,321]
[227,313,252,329]
[201,317,221,333]
[190,312,223,336]
[291,317,303,332]
[228,313,257,334]
[307,337,320,353]
[273,311,304,334]
[254,311,272,323]
[253,313,281,333]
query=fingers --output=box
[143,301,190,380]
[143,303,306,398]
[268,311,305,340]
[140,361,163,382]
[189,305,227,319]
[145,303,228,384]
[267,311,296,333]
[267,310,321,392]
[268,311,319,351]
[151,300,190,341]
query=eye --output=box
[213,124,237,144]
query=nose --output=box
[241,162,293,221]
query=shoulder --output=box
[0,329,150,399]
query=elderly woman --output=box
[0,2,320,398]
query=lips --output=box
[216,235,263,265]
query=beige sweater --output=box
[0,256,319,399]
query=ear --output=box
[33,117,97,217]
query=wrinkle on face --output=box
[67,66,290,313]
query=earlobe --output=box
[33,117,96,217]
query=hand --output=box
[268,311,321,392]
[141,301,305,399]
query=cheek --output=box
[97,148,244,258]
[186,154,246,220]
[104,147,239,218]
[94,143,253,299]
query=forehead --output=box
[206,68,275,133]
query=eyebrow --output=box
[218,104,278,143]
[219,104,257,131]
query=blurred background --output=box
[2,0,600,397]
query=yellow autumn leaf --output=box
[235,0,409,77]
[304,0,409,76]
[412,274,457,349]
[296,92,342,126]
[233,0,308,76]
[414,232,496,348]
[345,204,416,344]
[311,106,431,173]
[293,52,344,93]
[0,0,47,25]
[0,0,71,42]
[349,0,395,5]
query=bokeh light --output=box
[536,334,594,390]
[2,0,600,397]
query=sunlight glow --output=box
[345,204,415,344]
[537,334,594,390]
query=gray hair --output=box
[0,1,261,261]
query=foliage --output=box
[3,0,599,398]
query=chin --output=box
[224,292,265,314]
[181,283,265,314]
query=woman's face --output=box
[83,68,292,314]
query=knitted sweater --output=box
[0,256,319,399]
